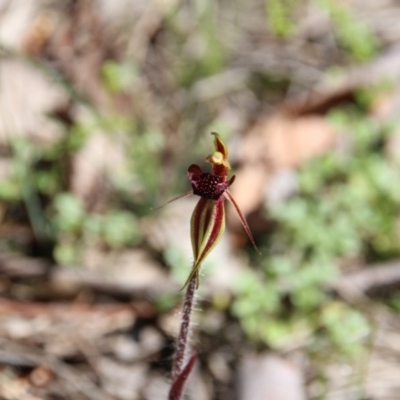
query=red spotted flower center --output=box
[190,172,229,200]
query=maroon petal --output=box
[182,196,226,289]
[188,164,203,180]
[211,132,229,160]
[227,175,235,186]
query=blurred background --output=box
[1,0,400,399]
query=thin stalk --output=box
[172,274,197,380]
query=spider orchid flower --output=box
[161,132,260,289]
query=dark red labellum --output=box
[191,172,229,200]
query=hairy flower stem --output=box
[172,275,197,381]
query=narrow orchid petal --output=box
[227,175,235,186]
[206,133,231,177]
[183,197,226,289]
[224,190,261,254]
[211,132,229,160]
[153,190,193,210]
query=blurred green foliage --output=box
[265,0,378,60]
[53,193,141,264]
[232,97,398,360]
[265,0,295,37]
[101,60,139,94]
[317,0,378,61]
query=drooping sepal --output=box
[224,190,261,255]
[183,196,226,289]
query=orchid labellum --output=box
[162,132,259,289]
